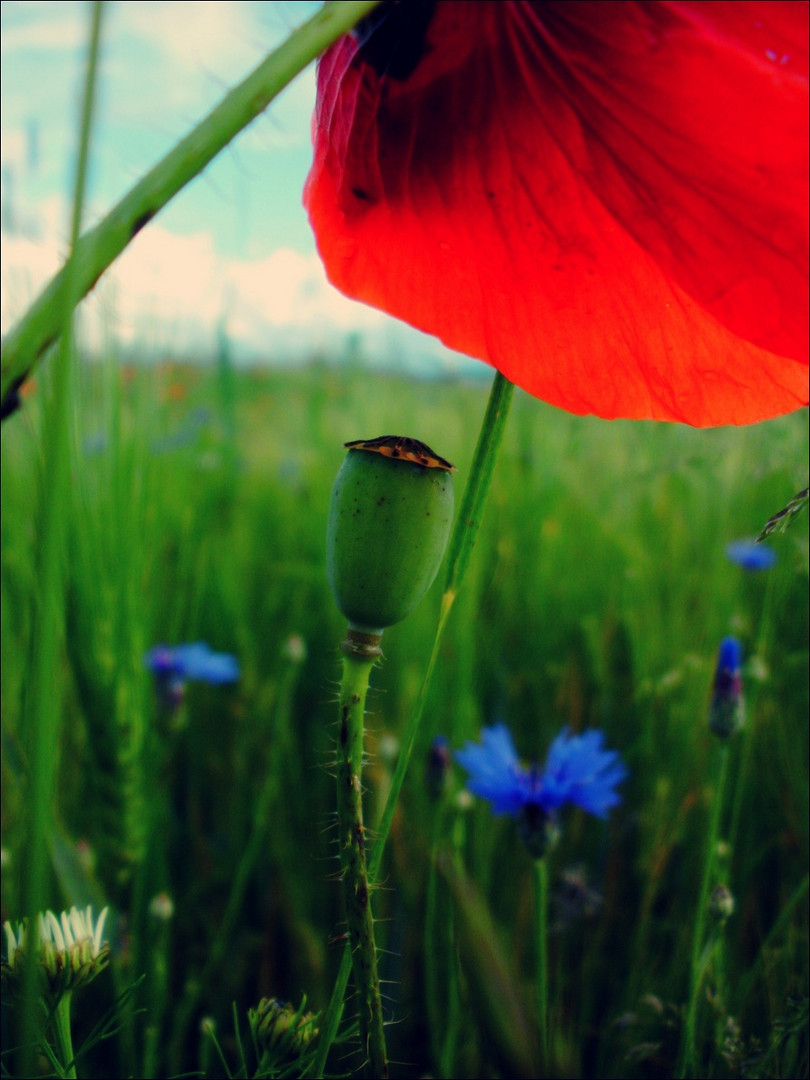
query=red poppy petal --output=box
[305,0,808,425]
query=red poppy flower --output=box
[304,1,809,426]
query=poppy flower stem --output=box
[336,631,388,1079]
[371,372,515,881]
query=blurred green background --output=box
[1,352,807,1078]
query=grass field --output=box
[1,351,808,1079]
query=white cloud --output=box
[110,1,305,115]
[2,217,476,375]
[228,247,383,328]
[122,2,253,72]
[0,1,87,53]
[0,128,26,173]
[2,216,383,356]
[1,231,60,331]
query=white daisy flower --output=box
[2,905,110,994]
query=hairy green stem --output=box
[0,0,381,408]
[679,743,730,1077]
[314,371,515,1077]
[336,638,388,1079]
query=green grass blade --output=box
[369,371,515,879]
[18,3,105,1073]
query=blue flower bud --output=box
[709,637,744,739]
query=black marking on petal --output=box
[353,0,437,81]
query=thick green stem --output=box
[336,633,388,1079]
[51,992,77,1079]
[679,743,730,1077]
[535,858,550,1069]
[1,0,381,407]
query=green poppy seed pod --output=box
[327,436,455,635]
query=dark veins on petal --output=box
[354,0,437,80]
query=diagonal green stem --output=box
[313,370,515,1077]
[0,0,381,408]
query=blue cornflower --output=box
[145,642,239,708]
[145,642,240,684]
[456,725,626,858]
[709,637,744,739]
[725,540,777,571]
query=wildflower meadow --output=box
[1,3,808,1079]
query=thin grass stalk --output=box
[168,658,304,1072]
[536,857,550,1069]
[736,871,809,1009]
[679,742,731,1077]
[438,807,468,1077]
[312,370,515,1077]
[0,0,381,407]
[18,5,104,1072]
[727,568,779,857]
[424,807,443,1068]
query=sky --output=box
[0,0,473,373]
